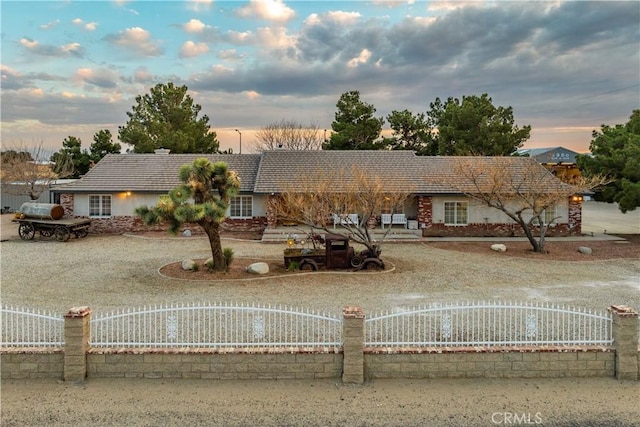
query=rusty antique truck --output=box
[283,233,384,271]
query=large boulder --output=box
[578,246,592,255]
[490,244,507,252]
[246,262,269,275]
[182,259,197,270]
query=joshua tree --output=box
[136,158,240,270]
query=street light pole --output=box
[234,129,242,154]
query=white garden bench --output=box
[381,213,407,229]
[333,213,359,228]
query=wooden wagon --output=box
[12,202,91,242]
[13,217,92,242]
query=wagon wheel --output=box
[54,226,70,242]
[18,223,35,240]
[75,229,88,238]
[40,229,54,238]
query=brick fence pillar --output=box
[608,305,638,380]
[342,306,365,384]
[64,306,91,381]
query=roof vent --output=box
[154,148,170,155]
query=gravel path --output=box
[1,232,638,315]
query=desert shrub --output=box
[192,263,200,272]
[287,261,300,271]
[205,259,215,271]
[223,247,234,271]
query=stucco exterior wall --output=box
[421,196,578,237]
[430,196,569,226]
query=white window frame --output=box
[89,194,112,218]
[229,195,253,219]
[533,205,557,227]
[443,201,468,226]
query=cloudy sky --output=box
[1,0,638,155]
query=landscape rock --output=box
[490,244,507,252]
[246,262,269,275]
[182,259,197,270]
[578,246,592,255]
[182,229,192,237]
[205,257,213,268]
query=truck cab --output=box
[324,234,355,269]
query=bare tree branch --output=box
[446,157,610,253]
[269,166,412,257]
[254,119,323,151]
[1,141,73,200]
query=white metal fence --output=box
[365,301,613,347]
[1,305,64,347]
[90,302,343,348]
[2,302,618,350]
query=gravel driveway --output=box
[1,230,638,315]
[2,222,639,427]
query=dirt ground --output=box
[0,219,640,427]
[2,377,639,426]
[159,233,639,281]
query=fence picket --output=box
[3,301,617,350]
[365,301,613,347]
[1,305,64,347]
[89,302,343,348]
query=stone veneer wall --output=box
[3,346,628,381]
[416,196,433,228]
[88,216,267,234]
[365,346,615,379]
[568,197,582,234]
[87,348,342,380]
[422,222,576,238]
[1,349,64,379]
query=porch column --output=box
[265,195,279,228]
[416,196,433,229]
[568,195,582,235]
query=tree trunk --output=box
[522,225,542,253]
[200,220,225,271]
[511,211,543,253]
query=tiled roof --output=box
[53,154,261,193]
[53,151,569,195]
[416,156,570,194]
[253,150,423,193]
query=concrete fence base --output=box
[2,305,638,382]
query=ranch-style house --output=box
[51,150,584,237]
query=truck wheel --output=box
[350,255,363,268]
[300,259,318,271]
